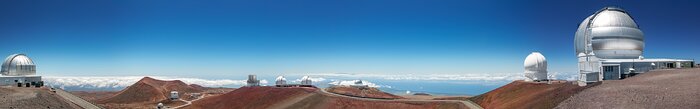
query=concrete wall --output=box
[0,76,41,86]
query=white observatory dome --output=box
[300,76,312,85]
[524,52,547,81]
[1,54,36,76]
[575,7,644,59]
[275,76,287,85]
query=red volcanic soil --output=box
[325,86,403,99]
[469,80,597,109]
[557,68,700,109]
[289,93,467,109]
[186,86,317,109]
[189,84,206,90]
[186,86,467,109]
[99,77,203,104]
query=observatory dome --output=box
[524,52,547,81]
[300,76,312,85]
[575,7,644,59]
[1,54,36,76]
[275,76,286,85]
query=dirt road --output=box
[55,88,103,109]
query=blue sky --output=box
[1,0,698,76]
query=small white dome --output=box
[524,52,547,81]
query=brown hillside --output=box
[186,86,318,109]
[189,84,206,90]
[326,86,403,99]
[470,80,597,109]
[287,93,467,109]
[186,86,468,109]
[99,77,203,104]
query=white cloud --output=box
[292,77,326,83]
[43,76,264,89]
[328,80,390,88]
[306,72,577,81]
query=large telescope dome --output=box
[1,54,36,76]
[300,76,312,85]
[575,7,644,59]
[524,52,547,81]
[275,76,287,85]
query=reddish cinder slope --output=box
[189,84,206,90]
[186,86,317,109]
[187,86,467,109]
[326,86,403,99]
[469,80,597,109]
[99,77,203,104]
[289,93,467,109]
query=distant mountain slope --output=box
[186,86,468,109]
[557,68,700,108]
[325,86,404,99]
[186,86,317,109]
[470,80,596,109]
[99,77,203,104]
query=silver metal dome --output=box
[1,54,36,76]
[575,7,644,59]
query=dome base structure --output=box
[524,71,548,81]
[0,54,43,87]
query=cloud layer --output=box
[305,72,578,81]
[328,80,390,88]
[291,77,326,83]
[43,76,266,89]
[43,72,577,90]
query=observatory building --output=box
[275,75,316,87]
[170,91,179,100]
[275,75,286,86]
[246,74,260,86]
[0,54,42,87]
[300,76,312,85]
[524,52,547,81]
[576,7,694,83]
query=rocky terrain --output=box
[186,86,469,109]
[325,86,404,99]
[96,77,204,109]
[0,86,80,109]
[470,80,596,109]
[556,68,700,109]
[185,86,318,109]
